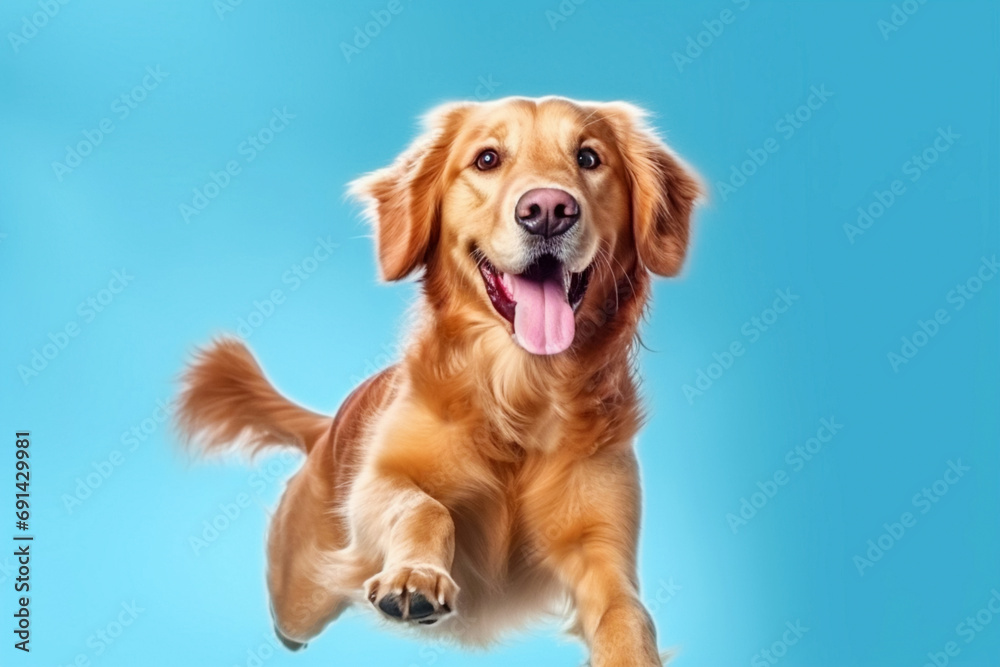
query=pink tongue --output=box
[506,273,575,355]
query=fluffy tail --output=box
[176,338,330,456]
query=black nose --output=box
[515,188,580,238]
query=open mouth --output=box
[478,253,592,355]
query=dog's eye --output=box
[475,149,500,171]
[577,148,600,170]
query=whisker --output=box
[595,248,619,314]
[607,250,635,302]
[578,107,601,128]
[470,246,488,270]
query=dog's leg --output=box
[348,408,461,626]
[353,469,460,625]
[267,466,350,647]
[533,451,661,667]
[574,572,660,667]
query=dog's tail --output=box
[176,338,330,456]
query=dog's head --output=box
[351,96,701,356]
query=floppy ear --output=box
[349,103,469,281]
[608,104,703,277]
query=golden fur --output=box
[177,96,701,666]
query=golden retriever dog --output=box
[176,96,701,666]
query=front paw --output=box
[364,563,458,625]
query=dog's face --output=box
[351,97,701,356]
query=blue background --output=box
[1,1,998,666]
